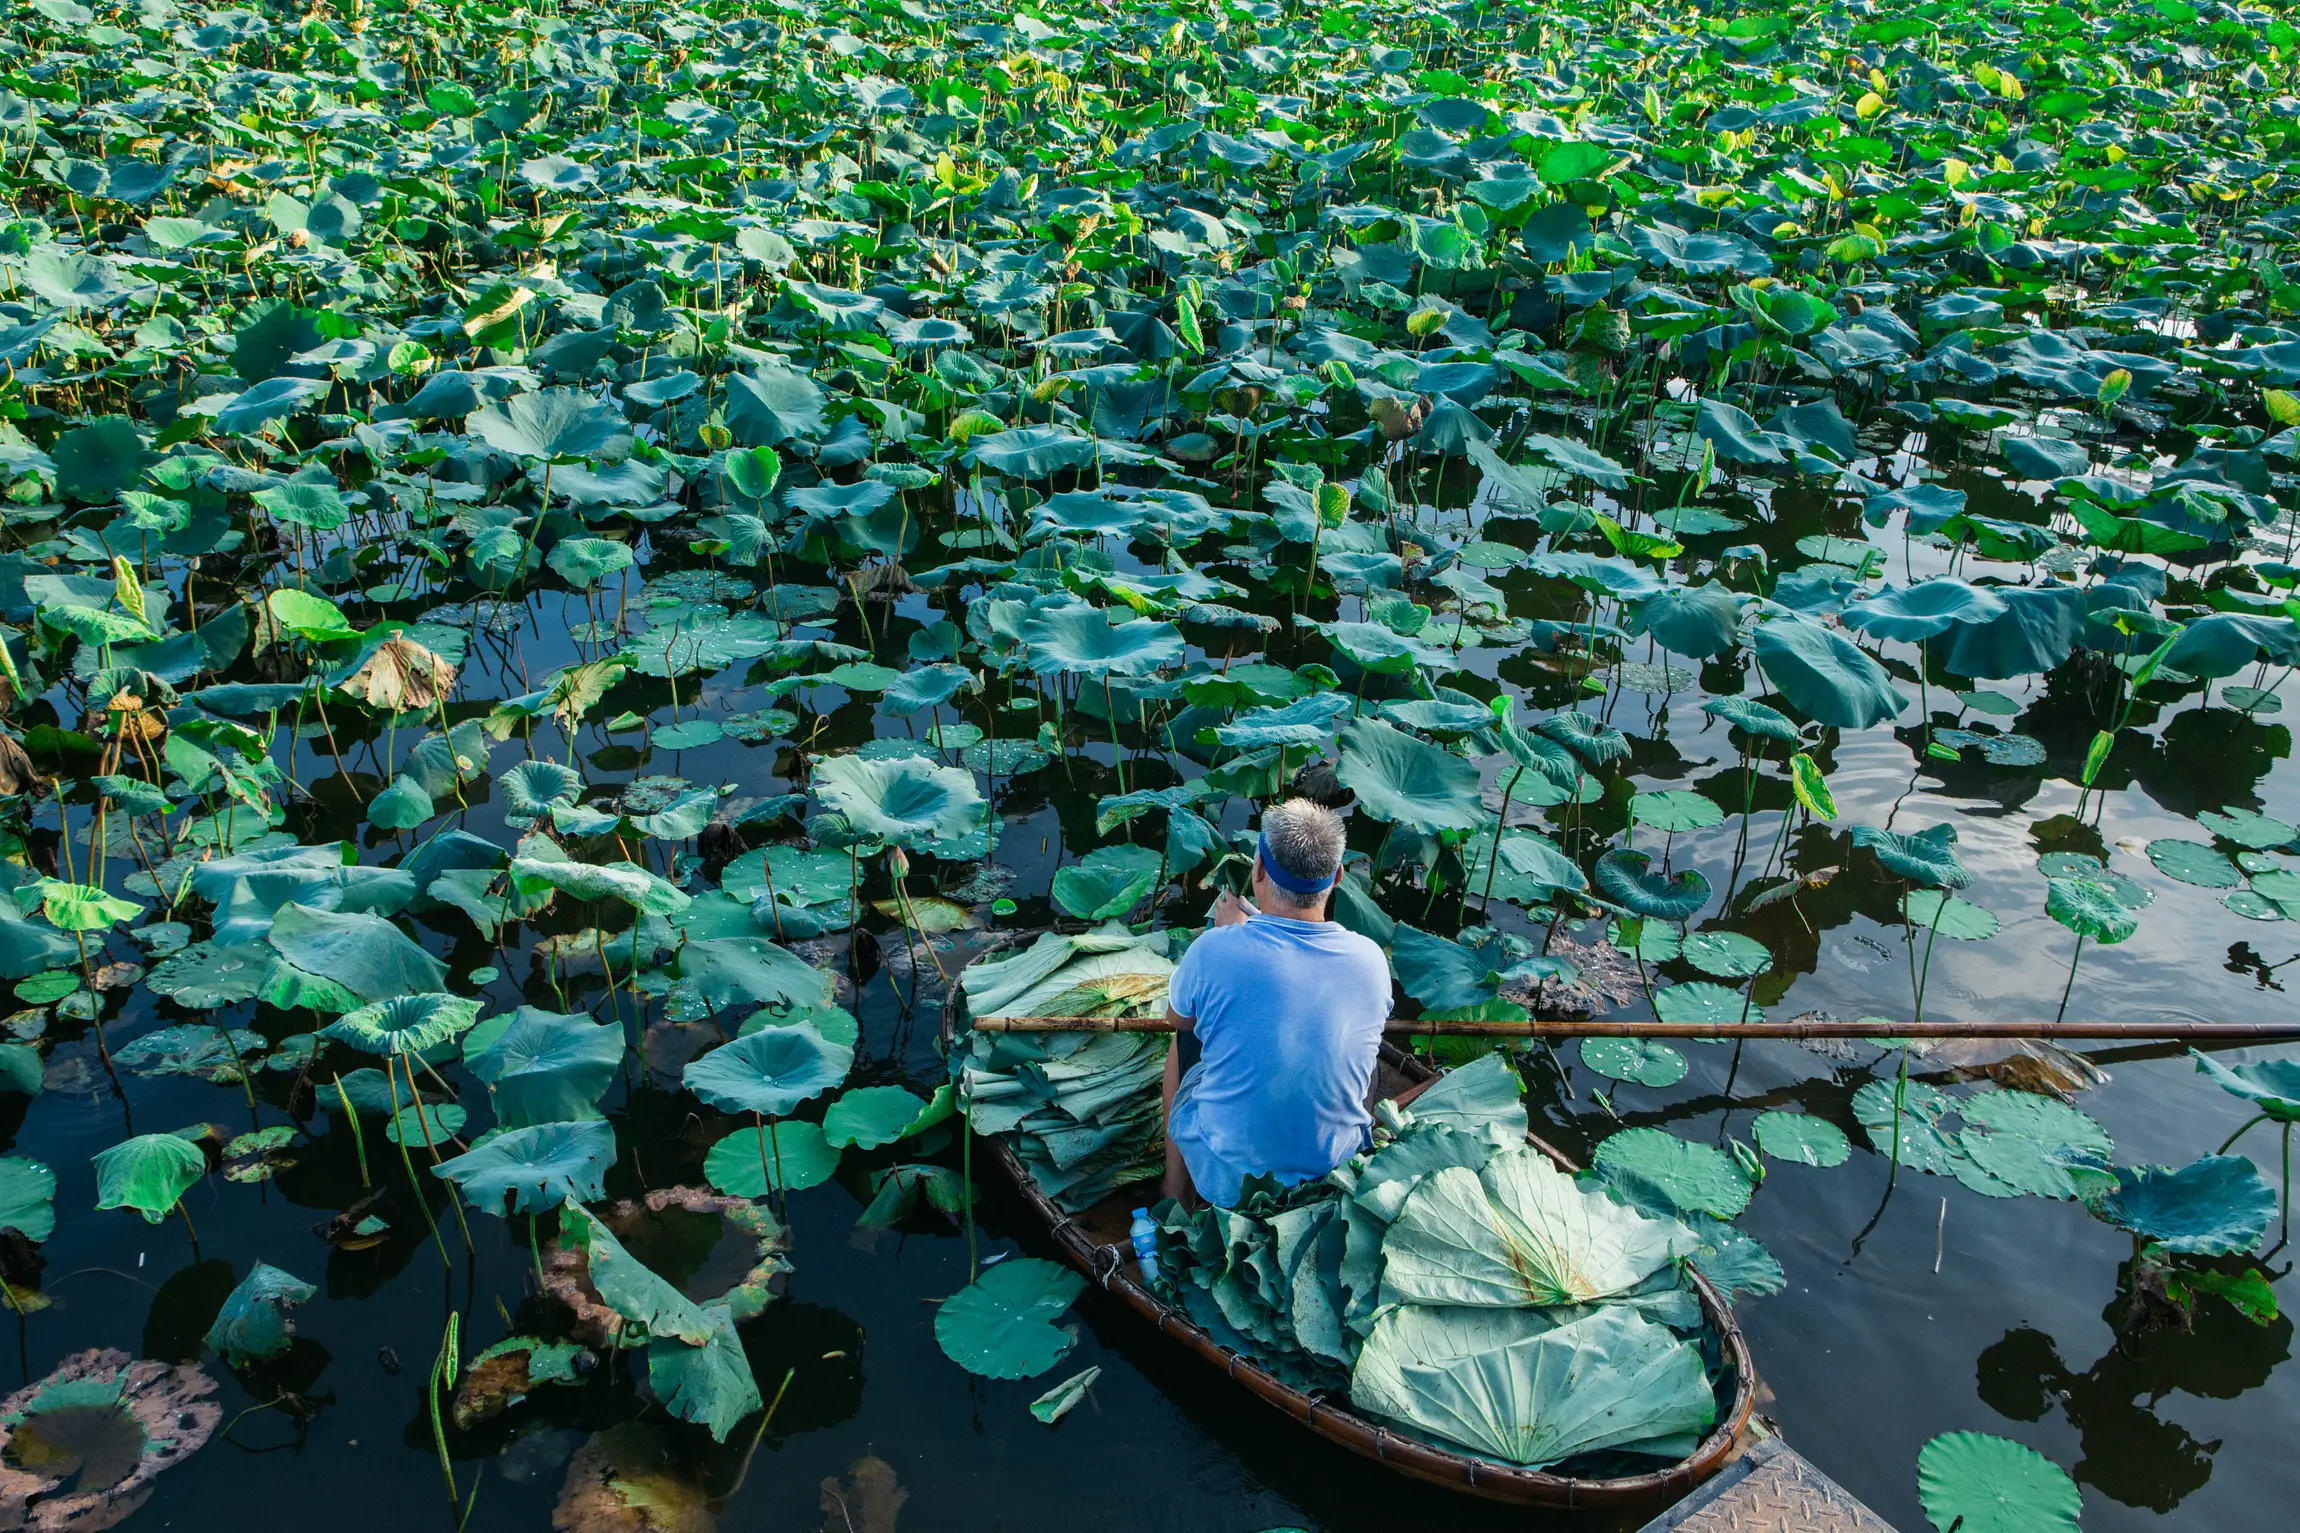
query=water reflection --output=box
[1976,1263,2293,1513]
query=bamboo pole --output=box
[967,1016,2300,1041]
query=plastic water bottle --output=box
[1128,1208,1160,1285]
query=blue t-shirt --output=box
[1165,913,1393,1207]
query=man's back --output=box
[1165,912,1393,1207]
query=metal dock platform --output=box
[1636,1435,1899,1533]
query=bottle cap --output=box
[1131,1207,1150,1220]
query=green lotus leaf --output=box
[1853,824,1971,890]
[1580,1037,1688,1089]
[1753,1111,1851,1168]
[384,1102,467,1146]
[1594,850,1710,922]
[683,1022,852,1116]
[1351,1305,1712,1470]
[1018,610,1184,679]
[1840,579,2008,642]
[205,1262,316,1365]
[1957,1091,2111,1200]
[1625,582,1742,658]
[470,388,631,461]
[266,901,448,1003]
[934,1257,1087,1379]
[547,537,635,590]
[1336,719,1482,834]
[432,1120,616,1215]
[2192,1049,2300,1122]
[1751,616,1909,730]
[1050,844,1163,920]
[1534,710,1630,765]
[92,1132,206,1223]
[811,753,984,847]
[703,1120,840,1195]
[0,1157,57,1241]
[858,1163,975,1227]
[464,1007,623,1128]
[1903,890,1999,940]
[1390,923,1501,1012]
[676,936,838,1013]
[645,1304,761,1442]
[2145,838,2241,888]
[822,1086,931,1150]
[145,942,270,1009]
[509,855,691,916]
[1700,696,1800,745]
[2045,876,2138,944]
[2100,1156,2277,1254]
[1594,1127,1753,1219]
[1630,789,1724,834]
[320,993,483,1056]
[52,416,149,505]
[1917,1432,2081,1533]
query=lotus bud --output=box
[887,845,910,879]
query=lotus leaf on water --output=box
[435,1121,616,1216]
[2100,1157,2278,1255]
[703,1121,840,1196]
[91,1135,206,1224]
[934,1258,1087,1380]
[1753,1113,1851,1170]
[204,1263,315,1366]
[1334,720,1483,835]
[683,1024,852,1118]
[1595,1129,1754,1220]
[1916,1431,2082,1533]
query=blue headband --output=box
[1258,832,1340,896]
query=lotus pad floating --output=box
[0,1349,221,1529]
[934,1258,1087,1380]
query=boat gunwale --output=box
[943,990,1758,1510]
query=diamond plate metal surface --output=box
[1637,1438,1899,1533]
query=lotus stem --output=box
[334,1073,371,1190]
[1480,765,1524,913]
[384,1057,453,1272]
[2055,936,2085,1024]
[2218,1111,2270,1156]
[428,1311,460,1506]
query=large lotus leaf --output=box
[683,1022,852,1116]
[812,753,983,846]
[211,375,331,434]
[1840,580,2008,642]
[1594,1128,1753,1218]
[2160,613,2300,679]
[1018,610,1184,678]
[563,1204,716,1346]
[2100,1156,2276,1254]
[1381,1149,1693,1308]
[51,416,148,504]
[1350,1305,1713,1470]
[881,663,978,716]
[822,1086,931,1150]
[1957,1092,2112,1199]
[1625,582,1742,658]
[145,942,270,1008]
[1593,849,1710,921]
[2145,839,2240,888]
[1753,1111,1851,1168]
[265,901,447,1002]
[1525,552,1662,601]
[1534,711,1630,766]
[1927,586,2085,680]
[1402,1052,1528,1139]
[1212,693,1354,748]
[1390,923,1500,1011]
[433,1120,615,1215]
[1852,824,1971,889]
[2045,876,2137,945]
[1581,1037,1689,1088]
[966,425,1098,479]
[1917,1432,2082,1533]
[204,1262,315,1365]
[1752,616,1908,729]
[1050,844,1163,920]
[933,1257,1086,1379]
[92,1133,206,1222]
[2192,1050,2300,1121]
[1633,220,1767,275]
[472,388,630,461]
[465,1007,623,1127]
[646,1304,761,1442]
[724,365,827,445]
[703,1120,840,1194]
[319,992,483,1056]
[675,936,837,1012]
[509,856,691,915]
[1336,719,1482,834]
[0,1158,56,1241]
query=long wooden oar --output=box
[969,1015,2300,1041]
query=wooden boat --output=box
[943,988,1759,1511]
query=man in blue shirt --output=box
[1160,799,1394,1208]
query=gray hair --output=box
[1259,798,1346,908]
